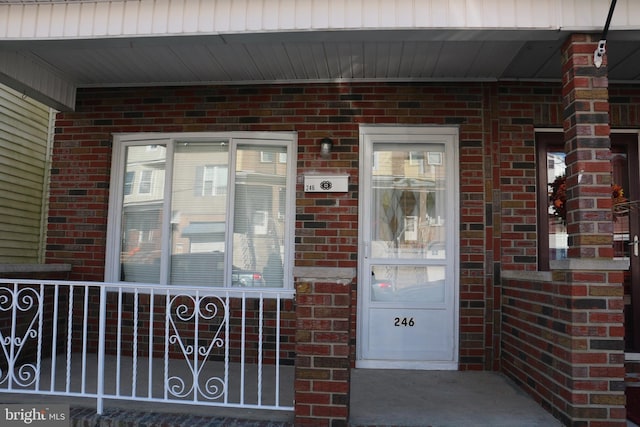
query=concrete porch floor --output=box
[0,360,571,426]
[349,369,561,427]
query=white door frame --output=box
[357,125,460,370]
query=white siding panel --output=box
[0,50,76,111]
[76,2,96,37]
[108,1,126,36]
[362,0,379,28]
[293,0,313,31]
[62,3,81,37]
[466,1,485,27]
[35,5,54,38]
[245,0,264,30]
[50,3,68,37]
[311,0,330,29]
[213,0,233,32]
[327,0,346,28]
[2,0,639,39]
[344,0,364,29]
[447,0,467,27]
[0,83,52,263]
[91,2,110,36]
[422,0,448,28]
[122,1,143,35]
[395,1,415,27]
[228,0,249,32]
[151,0,170,34]
[182,0,201,33]
[14,4,37,37]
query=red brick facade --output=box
[50,81,555,371]
[47,72,640,424]
[295,280,351,426]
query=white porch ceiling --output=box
[1,0,640,111]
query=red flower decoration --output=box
[549,175,627,224]
[549,175,567,223]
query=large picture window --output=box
[106,132,296,288]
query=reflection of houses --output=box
[372,149,446,254]
[120,140,288,286]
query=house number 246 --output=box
[394,317,415,327]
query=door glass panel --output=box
[612,147,630,258]
[371,265,445,303]
[371,145,446,259]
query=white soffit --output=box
[1,0,639,39]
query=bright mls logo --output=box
[1,404,68,426]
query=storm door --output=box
[357,126,459,369]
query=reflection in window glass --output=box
[370,145,446,260]
[115,137,292,288]
[120,144,167,283]
[547,151,567,261]
[170,142,228,286]
[234,145,287,288]
[202,165,228,196]
[370,265,445,303]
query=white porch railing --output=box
[0,279,295,414]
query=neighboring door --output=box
[539,132,640,352]
[611,134,640,353]
[357,126,459,369]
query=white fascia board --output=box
[2,0,640,40]
[0,49,76,111]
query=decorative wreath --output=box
[549,175,627,224]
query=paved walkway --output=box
[349,370,561,427]
[68,370,561,427]
[6,368,635,426]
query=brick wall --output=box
[50,82,499,370]
[47,81,640,426]
[501,35,630,427]
[295,280,351,427]
[503,272,626,425]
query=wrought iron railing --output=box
[0,279,295,414]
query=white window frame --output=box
[105,132,297,290]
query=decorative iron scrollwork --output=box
[0,286,41,388]
[166,293,227,400]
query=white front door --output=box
[357,126,459,370]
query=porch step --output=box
[70,407,294,427]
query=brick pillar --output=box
[562,34,613,258]
[295,279,352,427]
[556,34,627,426]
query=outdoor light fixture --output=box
[320,137,333,159]
[594,0,617,69]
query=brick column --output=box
[294,277,352,427]
[562,34,613,258]
[556,34,627,426]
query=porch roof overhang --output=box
[2,0,640,111]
